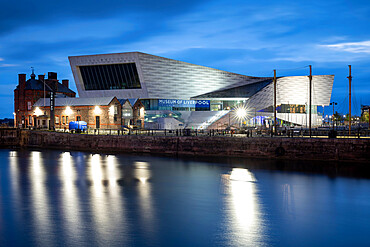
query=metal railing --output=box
[14,126,370,138]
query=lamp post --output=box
[254,107,257,128]
[322,105,325,126]
[330,102,337,130]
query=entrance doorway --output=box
[96,116,100,129]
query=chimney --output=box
[48,72,57,80]
[18,74,26,91]
[62,79,69,88]
[38,74,45,82]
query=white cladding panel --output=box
[246,75,334,111]
[136,53,267,99]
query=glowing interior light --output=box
[140,107,145,117]
[65,106,73,115]
[94,106,102,115]
[34,107,43,116]
[109,105,115,115]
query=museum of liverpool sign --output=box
[158,99,210,110]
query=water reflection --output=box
[107,155,117,188]
[222,168,263,246]
[9,151,20,217]
[29,151,53,246]
[2,149,370,246]
[88,154,129,245]
[282,184,295,216]
[59,152,83,245]
[133,161,157,243]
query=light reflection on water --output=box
[222,168,263,246]
[29,151,54,246]
[1,149,370,246]
[59,152,82,245]
[134,161,157,244]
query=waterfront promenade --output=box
[1,128,369,163]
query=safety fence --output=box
[51,127,370,139]
[4,127,370,138]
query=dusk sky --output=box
[1,0,369,117]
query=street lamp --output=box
[330,102,337,130]
[322,105,325,126]
[233,104,249,128]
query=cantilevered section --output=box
[69,52,272,100]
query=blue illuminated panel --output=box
[158,99,210,110]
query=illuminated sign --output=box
[158,99,210,108]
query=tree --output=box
[333,111,343,122]
[361,111,369,122]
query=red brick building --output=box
[14,71,76,128]
[32,97,144,130]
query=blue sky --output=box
[1,0,369,117]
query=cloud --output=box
[0,0,209,35]
[0,64,18,67]
[320,41,370,54]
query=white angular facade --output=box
[69,52,334,128]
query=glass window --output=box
[79,63,141,90]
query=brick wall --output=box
[3,130,368,163]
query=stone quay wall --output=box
[1,129,369,162]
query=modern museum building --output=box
[69,52,334,129]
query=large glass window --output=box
[79,63,141,90]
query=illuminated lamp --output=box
[65,106,72,115]
[233,104,249,123]
[34,107,43,116]
[94,106,102,115]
